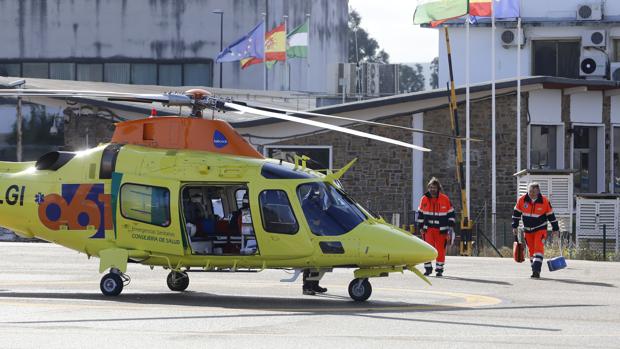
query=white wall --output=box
[438,0,620,87]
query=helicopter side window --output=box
[259,190,299,234]
[297,182,365,236]
[120,183,170,227]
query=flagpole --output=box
[306,13,311,92]
[466,17,471,228]
[491,1,497,245]
[283,15,288,91]
[516,16,522,172]
[262,12,267,91]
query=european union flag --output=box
[216,21,265,63]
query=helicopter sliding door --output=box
[114,174,185,256]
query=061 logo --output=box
[37,184,112,238]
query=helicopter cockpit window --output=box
[259,190,299,234]
[261,162,319,179]
[120,183,170,227]
[297,182,366,236]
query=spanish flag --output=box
[241,23,286,69]
[469,0,492,16]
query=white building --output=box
[435,0,620,194]
[0,0,348,93]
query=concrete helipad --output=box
[0,243,618,348]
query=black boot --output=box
[530,271,540,279]
[313,282,327,293]
[302,281,316,295]
[424,267,432,276]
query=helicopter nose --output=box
[389,233,438,265]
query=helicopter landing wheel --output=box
[100,272,124,296]
[167,271,190,292]
[348,278,372,302]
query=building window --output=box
[184,63,212,86]
[158,64,182,86]
[532,40,580,78]
[0,63,20,76]
[530,125,558,169]
[614,39,620,61]
[573,126,600,193]
[120,183,171,227]
[77,63,103,82]
[0,60,213,87]
[50,63,75,80]
[259,190,298,234]
[105,63,131,84]
[22,62,49,78]
[264,146,332,172]
[614,126,620,193]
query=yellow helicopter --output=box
[0,87,443,302]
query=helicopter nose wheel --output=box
[348,278,372,302]
[167,271,190,292]
[100,269,130,296]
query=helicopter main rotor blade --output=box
[0,89,194,106]
[239,102,482,142]
[226,102,430,152]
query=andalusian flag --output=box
[287,20,309,58]
[413,0,469,25]
[241,23,286,69]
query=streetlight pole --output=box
[0,79,26,161]
[212,9,224,88]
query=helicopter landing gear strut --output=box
[100,268,130,296]
[167,270,190,292]
[348,278,372,302]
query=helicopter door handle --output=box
[270,236,280,241]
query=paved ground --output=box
[0,243,619,349]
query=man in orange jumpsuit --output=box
[512,182,559,278]
[417,177,455,277]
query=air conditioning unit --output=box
[362,63,380,97]
[579,50,607,77]
[378,64,399,95]
[577,2,602,21]
[582,30,606,48]
[610,62,620,81]
[500,28,525,47]
[329,63,357,96]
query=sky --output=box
[348,0,439,64]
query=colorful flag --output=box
[216,21,264,63]
[413,0,468,25]
[241,23,286,69]
[469,0,491,16]
[287,20,309,58]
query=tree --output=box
[7,105,64,145]
[348,9,390,64]
[399,64,425,93]
[430,57,439,89]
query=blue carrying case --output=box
[547,256,567,271]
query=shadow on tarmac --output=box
[0,290,602,325]
[438,276,512,286]
[543,278,616,288]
